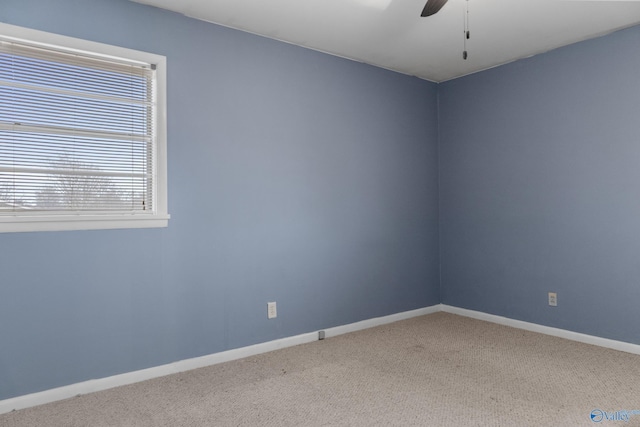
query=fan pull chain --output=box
[463,0,470,60]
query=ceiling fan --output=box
[420,0,448,17]
[420,0,471,60]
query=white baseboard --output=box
[3,303,639,415]
[322,305,442,339]
[0,305,440,415]
[441,304,640,356]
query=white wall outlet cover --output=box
[267,302,277,319]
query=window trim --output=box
[0,23,169,233]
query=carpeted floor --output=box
[1,312,639,426]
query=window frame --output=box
[0,23,169,233]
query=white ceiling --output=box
[131,0,640,82]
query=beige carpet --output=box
[2,312,640,426]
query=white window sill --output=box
[0,214,170,233]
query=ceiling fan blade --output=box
[420,0,448,17]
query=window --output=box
[0,23,168,232]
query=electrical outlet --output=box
[548,292,557,307]
[267,301,277,319]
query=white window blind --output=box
[0,37,157,216]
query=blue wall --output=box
[439,25,640,344]
[0,0,440,399]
